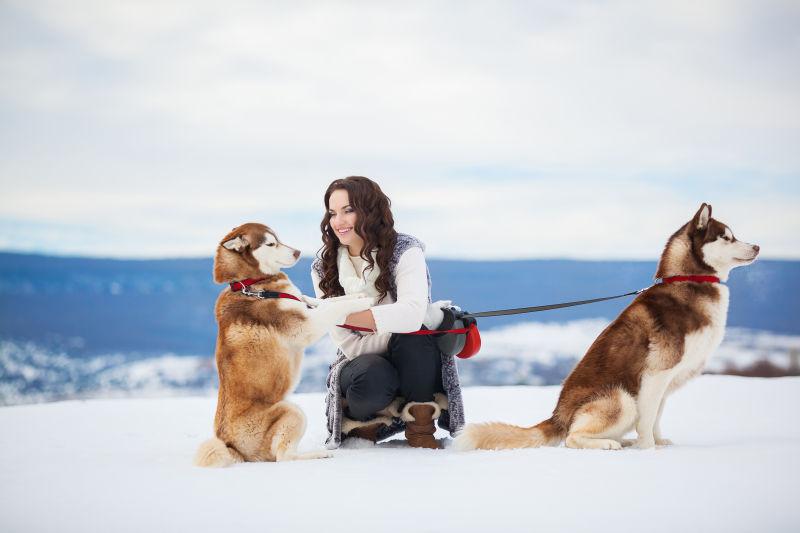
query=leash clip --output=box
[637,284,654,294]
[242,286,263,298]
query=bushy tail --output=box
[193,437,244,468]
[452,417,564,451]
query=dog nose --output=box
[752,245,760,253]
[293,250,300,259]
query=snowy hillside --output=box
[1,376,798,532]
[3,253,798,356]
[2,320,798,405]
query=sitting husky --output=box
[194,223,373,467]
[454,204,759,451]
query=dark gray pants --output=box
[340,332,444,421]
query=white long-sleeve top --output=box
[310,246,429,360]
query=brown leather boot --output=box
[342,415,392,443]
[346,422,384,443]
[403,403,442,449]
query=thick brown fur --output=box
[195,223,373,466]
[454,204,760,451]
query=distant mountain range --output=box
[1,252,797,357]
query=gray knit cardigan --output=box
[311,233,466,449]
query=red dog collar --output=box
[661,275,721,284]
[229,278,266,292]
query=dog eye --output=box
[266,242,275,247]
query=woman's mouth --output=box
[337,227,353,236]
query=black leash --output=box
[460,286,651,319]
[233,277,653,322]
[236,285,651,319]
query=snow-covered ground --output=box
[1,376,798,532]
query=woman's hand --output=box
[343,309,377,331]
[345,300,453,332]
[423,300,452,329]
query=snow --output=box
[1,376,798,532]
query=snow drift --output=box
[0,376,798,532]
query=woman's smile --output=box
[328,188,364,254]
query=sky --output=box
[0,0,798,260]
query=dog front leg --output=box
[298,304,349,346]
[653,394,674,446]
[299,313,335,346]
[300,293,364,309]
[634,371,672,449]
[299,297,375,345]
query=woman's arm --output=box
[368,247,428,334]
[310,267,391,359]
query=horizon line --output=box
[1,248,798,263]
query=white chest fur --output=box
[668,286,729,391]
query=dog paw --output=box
[621,438,636,448]
[600,439,622,450]
[634,437,656,449]
[300,294,321,308]
[655,438,674,446]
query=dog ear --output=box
[222,235,249,252]
[693,203,711,231]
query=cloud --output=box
[2,176,797,260]
[0,0,798,258]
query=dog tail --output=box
[193,437,244,468]
[452,417,564,451]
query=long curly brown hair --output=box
[317,176,398,300]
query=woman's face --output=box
[328,189,364,251]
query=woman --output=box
[311,176,465,449]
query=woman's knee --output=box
[341,355,399,420]
[389,335,442,373]
[387,334,443,401]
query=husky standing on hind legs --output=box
[194,223,374,467]
[454,204,760,451]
